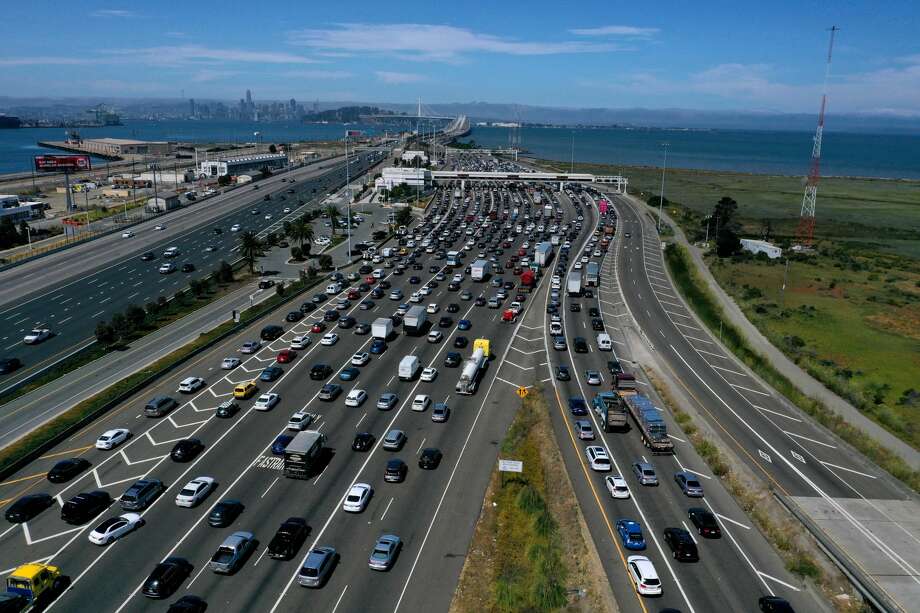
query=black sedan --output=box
[170,438,204,462]
[207,499,244,527]
[444,352,462,367]
[4,493,53,523]
[418,448,443,470]
[286,311,304,322]
[352,432,375,452]
[142,557,193,599]
[438,316,453,328]
[47,457,91,483]
[0,357,21,374]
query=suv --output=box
[144,396,178,418]
[269,517,309,560]
[260,325,284,341]
[297,547,339,588]
[310,364,333,380]
[216,400,240,418]
[61,490,112,524]
[142,557,193,599]
[663,527,699,562]
[120,479,165,511]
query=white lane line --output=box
[91,310,104,318]
[709,364,749,378]
[783,430,837,449]
[3,341,18,350]
[715,513,751,530]
[331,585,349,613]
[380,497,395,522]
[673,454,711,479]
[752,404,802,423]
[681,521,698,544]
[355,413,367,429]
[186,563,208,589]
[819,461,877,479]
[671,320,701,331]
[668,434,686,443]
[416,438,427,454]
[261,477,280,499]
[730,383,770,397]
[695,348,729,359]
[757,571,800,592]
[252,545,270,567]
[684,334,715,345]
[503,360,534,371]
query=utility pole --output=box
[570,132,575,173]
[658,143,669,232]
[344,131,351,265]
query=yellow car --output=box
[233,381,258,399]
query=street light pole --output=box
[344,132,351,265]
[657,143,669,232]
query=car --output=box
[432,402,450,422]
[446,303,460,313]
[569,302,581,312]
[591,318,605,331]
[61,490,112,524]
[310,363,333,380]
[259,365,284,382]
[384,458,408,482]
[285,310,304,323]
[607,359,624,375]
[181,263,196,273]
[298,547,339,588]
[209,531,256,574]
[376,392,398,410]
[275,348,298,364]
[663,527,699,562]
[310,321,327,333]
[47,457,91,483]
[4,493,53,523]
[568,397,588,416]
[175,477,216,507]
[573,337,589,353]
[420,367,438,382]
[616,519,646,550]
[427,330,443,343]
[343,483,373,512]
[240,340,261,354]
[438,316,453,328]
[253,393,280,411]
[758,596,796,613]
[674,472,704,497]
[88,513,144,545]
[585,446,612,471]
[457,319,472,331]
[323,309,340,322]
[0,357,22,374]
[556,365,571,381]
[419,447,443,469]
[339,367,360,381]
[221,357,242,370]
[575,420,595,440]
[688,507,721,538]
[604,474,631,499]
[166,595,207,613]
[588,307,600,317]
[426,303,440,314]
[382,429,407,451]
[460,290,473,300]
[287,409,313,431]
[359,300,375,311]
[120,479,166,511]
[142,557,193,599]
[585,370,602,385]
[552,336,567,351]
[96,428,130,450]
[368,534,402,571]
[321,332,338,346]
[453,336,468,348]
[319,383,342,401]
[631,462,659,486]
[22,328,52,345]
[444,352,461,367]
[121,231,135,238]
[271,434,295,455]
[352,432,375,451]
[626,555,662,596]
[208,499,244,527]
[140,252,155,261]
[170,438,204,462]
[411,394,431,412]
[345,389,368,407]
[268,517,309,561]
[233,381,258,399]
[389,289,403,300]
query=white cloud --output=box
[283,70,353,80]
[0,56,94,66]
[104,45,321,66]
[375,71,426,84]
[190,69,238,82]
[90,9,136,18]
[568,25,659,37]
[288,23,615,62]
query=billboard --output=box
[34,155,92,173]
[345,129,364,137]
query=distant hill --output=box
[302,106,398,123]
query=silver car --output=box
[382,429,406,451]
[632,462,658,486]
[298,547,338,588]
[368,534,402,571]
[209,531,256,574]
[377,392,399,410]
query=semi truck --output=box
[566,271,582,297]
[520,269,536,293]
[621,393,674,454]
[470,259,490,281]
[585,261,600,287]
[456,346,488,395]
[403,306,427,336]
[372,318,393,340]
[283,431,327,479]
[533,242,553,267]
[592,391,628,432]
[613,372,637,394]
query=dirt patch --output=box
[865,306,920,341]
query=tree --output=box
[218,260,234,283]
[286,216,314,254]
[238,231,264,273]
[144,301,160,320]
[217,174,231,186]
[268,144,277,153]
[394,207,412,228]
[189,278,205,297]
[713,196,738,227]
[318,254,333,270]
[324,204,341,235]
[0,217,22,249]
[307,265,317,279]
[290,246,303,261]
[716,227,741,257]
[125,304,146,330]
[111,313,129,341]
[275,281,287,297]
[95,321,116,345]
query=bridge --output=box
[445,147,519,160]
[428,169,627,192]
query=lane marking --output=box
[819,461,877,480]
[783,431,837,449]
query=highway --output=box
[0,151,385,391]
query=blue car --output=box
[457,319,472,331]
[339,367,360,381]
[568,397,588,416]
[271,434,294,455]
[616,519,646,551]
[370,339,387,354]
[260,366,283,382]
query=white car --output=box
[88,513,143,545]
[175,476,216,508]
[409,291,423,303]
[290,335,311,350]
[420,367,438,382]
[264,214,272,220]
[549,322,563,335]
[230,224,241,232]
[287,409,314,431]
[283,207,292,214]
[121,231,135,239]
[351,352,370,366]
[605,475,631,499]
[95,428,130,450]
[627,555,662,596]
[411,394,431,412]
[221,357,241,370]
[343,483,373,513]
[345,389,367,407]
[320,332,339,346]
[154,224,165,231]
[585,446,612,472]
[239,340,261,354]
[158,263,175,274]
[420,286,432,296]
[23,329,52,345]
[427,330,443,344]
[178,376,205,393]
[426,304,440,314]
[254,393,280,411]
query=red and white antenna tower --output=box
[796,26,839,248]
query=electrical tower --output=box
[796,26,839,248]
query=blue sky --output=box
[2,0,919,115]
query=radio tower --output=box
[796,26,839,248]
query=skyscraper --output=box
[189,98,196,118]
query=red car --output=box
[365,275,376,285]
[347,289,361,300]
[513,266,523,275]
[517,248,526,256]
[311,322,326,333]
[276,349,297,363]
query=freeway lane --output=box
[0,151,384,390]
[609,194,920,608]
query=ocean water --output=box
[467,126,920,179]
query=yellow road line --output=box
[0,472,46,487]
[38,445,93,460]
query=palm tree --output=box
[238,231,264,274]
[286,216,315,257]
[324,204,341,235]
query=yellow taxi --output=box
[233,381,258,399]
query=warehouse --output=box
[78,138,173,157]
[740,238,783,259]
[197,153,288,178]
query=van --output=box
[325,283,342,295]
[597,333,612,351]
[145,395,178,417]
[398,355,420,381]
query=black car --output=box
[408,276,421,284]
[447,281,460,291]
[379,280,392,289]
[588,307,600,317]
[591,318,605,331]
[142,557,193,599]
[474,296,486,307]
[663,527,699,562]
[352,432,375,451]
[572,337,589,353]
[310,364,333,380]
[359,265,373,274]
[429,265,440,273]
[418,448,443,470]
[61,490,112,525]
[338,316,356,329]
[312,293,328,304]
[323,309,340,322]
[556,365,571,381]
[260,365,283,382]
[268,517,309,560]
[260,325,284,341]
[453,336,468,348]
[258,279,275,290]
[438,316,453,328]
[140,252,155,261]
[384,459,407,483]
[444,351,461,367]
[0,357,21,374]
[170,438,204,462]
[181,263,195,273]
[286,311,304,322]
[607,360,623,375]
[688,507,721,538]
[208,499,244,527]
[167,595,207,613]
[759,596,795,613]
[47,457,91,483]
[4,493,53,523]
[446,303,460,313]
[299,302,315,314]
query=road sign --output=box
[499,460,523,473]
[516,387,529,399]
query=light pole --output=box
[657,143,669,232]
[25,225,32,252]
[344,132,351,265]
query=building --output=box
[146,193,180,213]
[0,195,48,222]
[740,238,783,259]
[400,150,428,165]
[137,170,194,185]
[197,153,288,178]
[77,138,173,157]
[374,167,430,191]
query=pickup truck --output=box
[209,531,256,574]
[268,518,309,560]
